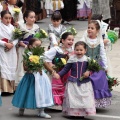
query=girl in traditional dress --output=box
[44,32,74,105]
[77,0,92,20]
[16,10,39,83]
[1,0,24,27]
[0,10,18,94]
[12,38,54,118]
[53,41,96,117]
[48,11,66,49]
[81,20,112,108]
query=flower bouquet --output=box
[52,57,67,72]
[80,59,102,81]
[12,28,27,40]
[107,75,119,91]
[67,26,77,36]
[34,29,48,39]
[13,8,20,22]
[23,46,45,72]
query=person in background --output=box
[48,11,66,49]
[77,0,92,21]
[1,0,24,27]
[92,0,111,24]
[60,0,77,24]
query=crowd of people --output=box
[0,0,113,119]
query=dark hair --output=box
[91,14,103,21]
[89,20,100,30]
[60,32,73,43]
[1,10,11,18]
[23,10,35,22]
[28,38,41,48]
[74,41,87,50]
[51,11,62,21]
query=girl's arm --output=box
[58,63,72,77]
[100,41,108,70]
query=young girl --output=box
[16,10,39,83]
[12,38,54,118]
[44,32,74,105]
[1,0,24,27]
[81,20,112,108]
[53,41,96,117]
[48,11,66,49]
[77,0,92,20]
[91,14,111,47]
[0,10,18,94]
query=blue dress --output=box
[12,71,54,109]
[12,73,36,109]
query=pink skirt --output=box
[52,72,70,105]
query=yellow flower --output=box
[93,59,96,63]
[13,8,20,13]
[61,58,67,65]
[29,55,40,64]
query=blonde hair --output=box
[52,0,61,11]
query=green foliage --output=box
[34,29,48,39]
[80,59,102,81]
[87,59,102,72]
[67,26,77,36]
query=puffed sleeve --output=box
[0,40,5,47]
[58,63,72,77]
[44,47,57,62]
[100,40,108,70]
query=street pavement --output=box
[0,18,120,120]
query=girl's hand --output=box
[19,41,27,48]
[83,71,90,78]
[5,43,13,49]
[53,73,60,79]
[13,22,19,27]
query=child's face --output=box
[87,23,99,38]
[7,0,17,4]
[25,12,36,25]
[1,13,12,26]
[32,40,42,48]
[62,35,74,48]
[51,19,61,27]
[74,45,86,58]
